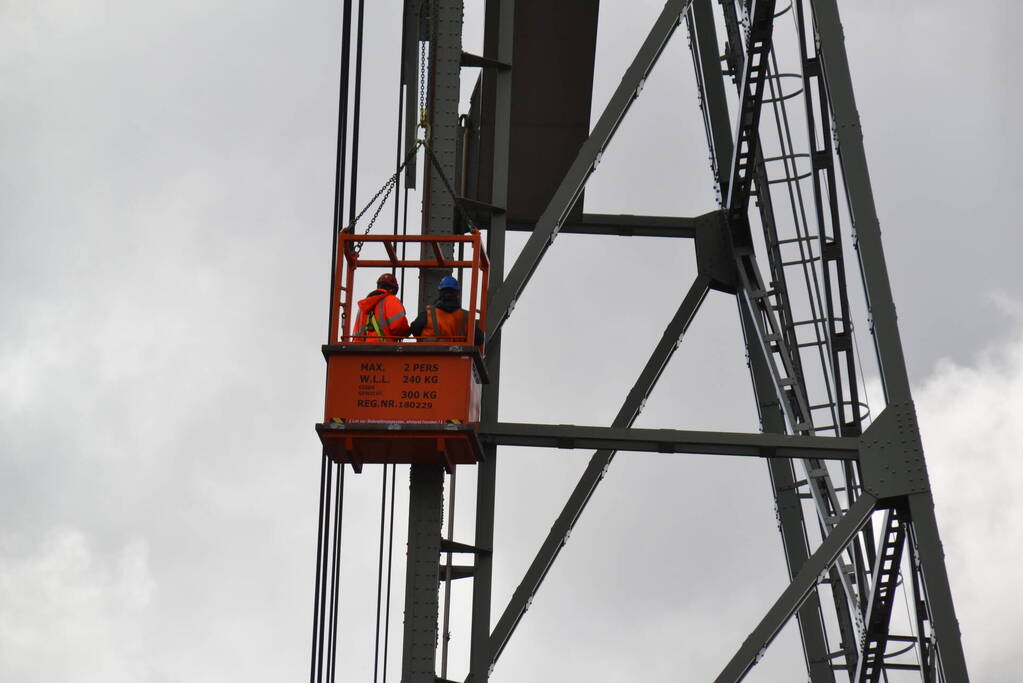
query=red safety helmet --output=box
[377,273,399,292]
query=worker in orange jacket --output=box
[410,276,485,346]
[352,273,411,342]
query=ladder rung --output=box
[772,234,820,246]
[439,565,475,582]
[782,255,820,266]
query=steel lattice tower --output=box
[309,1,970,681]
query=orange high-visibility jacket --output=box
[418,304,469,342]
[352,290,410,342]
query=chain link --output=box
[417,0,428,138]
[350,141,423,251]
[417,0,432,139]
[348,2,476,250]
[347,139,477,252]
[419,39,427,114]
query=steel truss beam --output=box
[480,422,859,461]
[506,212,711,238]
[356,1,970,680]
[468,0,513,680]
[485,0,694,339]
[470,1,868,678]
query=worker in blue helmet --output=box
[410,276,485,346]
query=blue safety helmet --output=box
[438,276,461,293]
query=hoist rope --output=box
[325,0,354,340]
[308,454,330,683]
[372,465,389,682]
[375,6,421,676]
[311,457,334,683]
[325,465,345,683]
[348,0,366,225]
[312,0,357,679]
[381,463,397,682]
[324,0,360,678]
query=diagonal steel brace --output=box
[715,493,878,682]
[485,0,695,339]
[484,275,711,671]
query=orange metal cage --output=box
[318,229,490,470]
[330,229,490,346]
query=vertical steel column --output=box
[808,1,970,679]
[401,2,463,682]
[402,463,445,683]
[469,1,512,680]
[420,0,464,305]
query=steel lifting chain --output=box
[347,141,477,251]
[417,0,432,142]
[418,39,428,139]
[349,141,424,252]
[347,1,476,251]
[415,1,479,233]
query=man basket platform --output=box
[316,229,489,472]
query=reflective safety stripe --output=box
[423,305,467,341]
[428,305,440,342]
[354,297,403,340]
[367,312,383,337]
[371,300,387,338]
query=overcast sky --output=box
[1,1,1021,681]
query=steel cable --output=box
[326,465,345,683]
[381,464,397,682]
[308,454,329,683]
[313,0,353,677]
[348,0,366,225]
[314,460,333,682]
[325,0,354,340]
[372,465,389,682]
[325,0,360,676]
[378,9,416,677]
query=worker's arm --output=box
[391,316,411,338]
[383,296,411,338]
[409,312,427,337]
